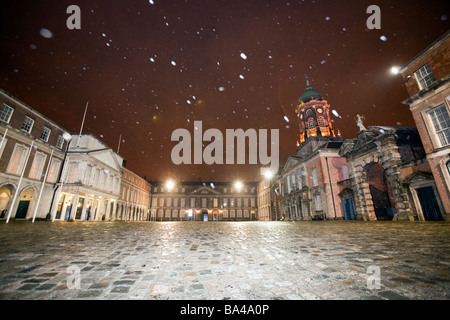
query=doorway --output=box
[343,198,356,220]
[417,186,443,221]
[201,210,209,221]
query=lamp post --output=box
[47,133,72,221]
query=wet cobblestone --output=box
[0,220,449,300]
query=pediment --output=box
[88,148,123,173]
[280,156,302,176]
[189,186,222,195]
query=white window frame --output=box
[46,158,61,183]
[56,135,65,149]
[414,63,436,90]
[427,103,450,148]
[6,144,29,175]
[22,116,34,134]
[0,104,14,123]
[28,151,47,180]
[41,127,51,142]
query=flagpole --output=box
[77,102,89,148]
[117,134,122,154]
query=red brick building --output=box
[0,89,70,221]
[399,31,450,220]
[275,77,350,220]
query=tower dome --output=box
[299,76,323,103]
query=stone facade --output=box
[50,134,123,222]
[399,31,450,219]
[117,167,151,221]
[339,125,443,221]
[149,181,257,221]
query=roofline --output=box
[0,88,70,133]
[399,30,450,73]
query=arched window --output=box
[307,118,315,129]
[306,109,314,117]
[447,160,450,175]
[318,116,326,127]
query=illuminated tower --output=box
[295,76,338,146]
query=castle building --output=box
[149,181,257,221]
[398,31,449,220]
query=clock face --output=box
[317,108,323,114]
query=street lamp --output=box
[234,181,243,192]
[47,133,72,221]
[390,66,401,75]
[165,179,175,192]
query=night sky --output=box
[0,1,448,183]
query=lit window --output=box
[46,159,61,183]
[428,104,450,147]
[22,116,34,133]
[415,63,436,90]
[29,152,46,180]
[7,144,28,174]
[318,117,326,127]
[41,127,51,142]
[0,104,14,123]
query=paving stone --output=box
[0,220,449,300]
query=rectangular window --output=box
[315,194,322,211]
[342,165,349,180]
[251,198,256,207]
[159,198,164,207]
[312,167,318,187]
[56,135,65,149]
[243,198,248,207]
[7,144,28,174]
[22,116,34,133]
[68,163,78,183]
[415,63,436,90]
[29,152,46,180]
[181,197,185,208]
[202,197,207,207]
[167,198,172,207]
[428,104,450,147]
[190,197,196,208]
[213,198,218,207]
[237,198,242,207]
[0,104,14,123]
[223,198,228,207]
[41,127,51,142]
[46,159,61,183]
[297,169,303,189]
[152,197,157,207]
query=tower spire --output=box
[305,75,310,87]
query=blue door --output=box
[343,198,356,220]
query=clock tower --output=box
[295,76,338,146]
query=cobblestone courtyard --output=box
[0,220,449,300]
